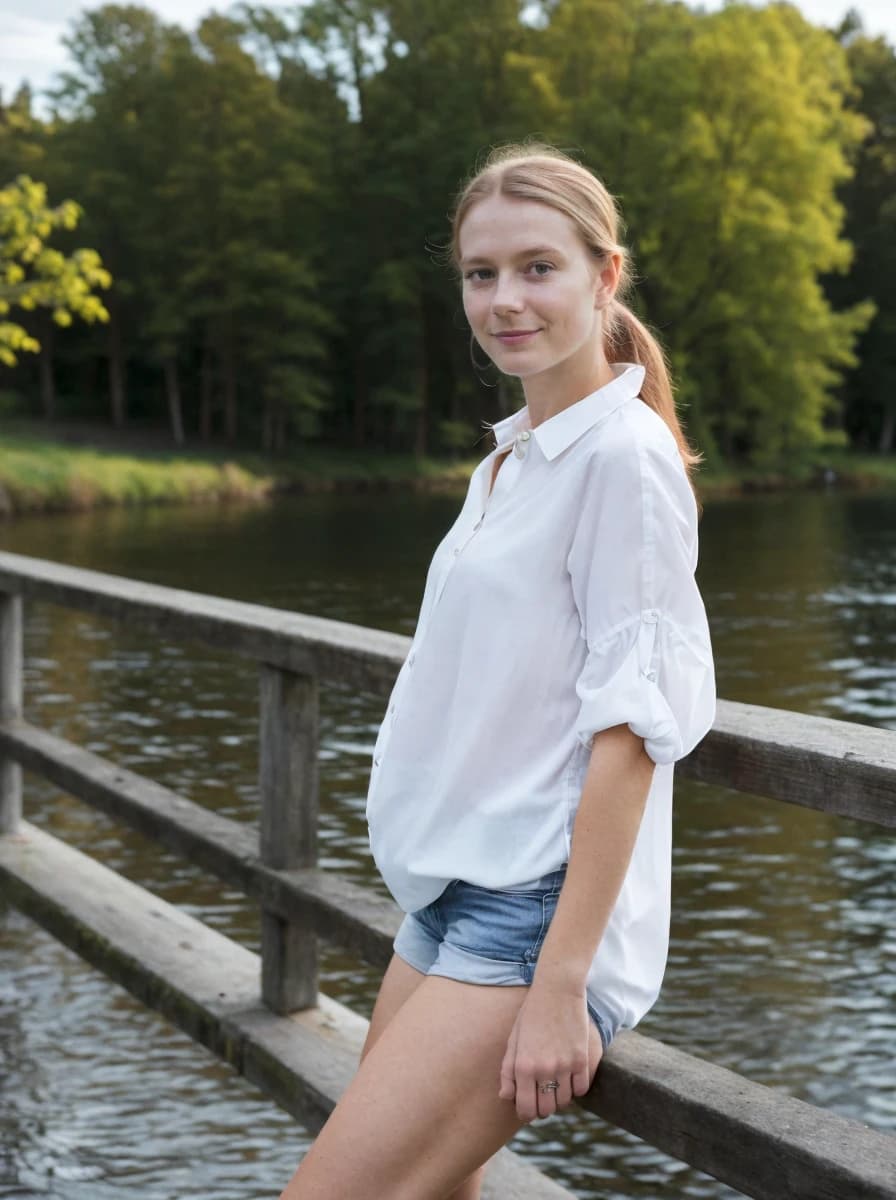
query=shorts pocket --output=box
[445,882,547,963]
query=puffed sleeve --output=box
[567,427,716,765]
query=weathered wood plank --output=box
[2,550,895,823]
[0,549,407,693]
[2,704,893,980]
[592,1032,896,1200]
[0,718,400,968]
[0,591,22,833]
[0,823,575,1200]
[2,724,895,1198]
[679,699,896,828]
[259,664,320,1012]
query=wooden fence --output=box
[1,548,894,1200]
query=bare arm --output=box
[531,722,656,994]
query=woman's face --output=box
[459,194,611,381]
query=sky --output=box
[2,0,894,109]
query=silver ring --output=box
[538,1080,560,1093]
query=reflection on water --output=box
[1,484,894,1199]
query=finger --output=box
[516,1073,538,1123]
[555,1071,574,1110]
[536,1076,560,1119]
[498,1023,518,1101]
[572,1043,601,1097]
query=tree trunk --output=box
[878,401,895,454]
[274,403,286,453]
[39,322,55,421]
[108,307,127,428]
[352,327,368,449]
[199,333,214,442]
[163,356,185,447]
[222,336,237,443]
[414,289,429,460]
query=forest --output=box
[1,0,894,472]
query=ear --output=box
[593,251,622,310]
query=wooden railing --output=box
[1,549,894,1200]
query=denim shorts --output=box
[392,864,612,1053]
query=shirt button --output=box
[644,609,659,624]
[453,547,460,556]
[518,430,531,441]
[374,755,381,766]
[408,651,416,666]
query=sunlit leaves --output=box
[0,174,111,366]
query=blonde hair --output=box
[447,141,705,509]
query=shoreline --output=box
[1,423,894,520]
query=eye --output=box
[463,261,555,282]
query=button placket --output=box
[374,430,529,779]
[423,430,531,647]
[374,673,405,767]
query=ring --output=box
[538,1080,560,1093]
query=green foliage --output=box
[537,0,877,465]
[0,174,111,365]
[822,24,896,451]
[0,0,891,467]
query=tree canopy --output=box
[0,0,891,466]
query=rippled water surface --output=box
[1,484,895,1198]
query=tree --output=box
[48,4,180,429]
[535,0,875,467]
[0,84,47,185]
[0,175,110,420]
[825,25,896,452]
[160,12,332,447]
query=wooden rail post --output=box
[258,664,319,1013]
[0,592,23,834]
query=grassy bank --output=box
[0,425,477,517]
[1,423,894,519]
[698,449,896,495]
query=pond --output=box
[1,480,894,1198]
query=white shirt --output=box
[365,361,717,1039]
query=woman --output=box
[280,142,716,1200]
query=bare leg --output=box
[357,954,486,1200]
[278,968,603,1199]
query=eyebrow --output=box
[459,245,565,268]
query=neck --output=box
[522,343,616,428]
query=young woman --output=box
[280,142,716,1200]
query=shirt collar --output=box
[484,361,647,461]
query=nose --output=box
[491,270,525,314]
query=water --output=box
[1,483,895,1198]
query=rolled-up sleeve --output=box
[567,430,716,765]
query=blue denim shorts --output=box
[392,864,612,1053]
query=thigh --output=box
[359,951,427,1064]
[360,954,491,1200]
[279,974,538,1200]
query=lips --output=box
[495,329,540,344]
